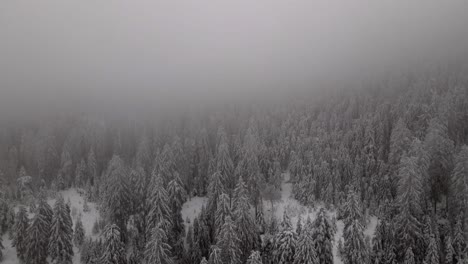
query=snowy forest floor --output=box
[2,172,377,264]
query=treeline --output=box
[0,63,467,263]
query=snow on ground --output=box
[181,196,208,231]
[264,172,378,264]
[2,188,101,264]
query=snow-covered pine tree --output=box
[101,155,132,237]
[403,247,415,264]
[0,230,4,261]
[75,158,87,187]
[200,257,208,264]
[216,215,241,264]
[101,224,126,264]
[87,148,97,182]
[341,188,363,229]
[215,128,234,189]
[423,234,439,264]
[12,206,29,262]
[450,146,468,222]
[246,250,262,264]
[343,219,370,264]
[215,192,230,237]
[372,218,395,264]
[167,171,187,258]
[25,211,50,264]
[273,217,297,264]
[312,208,334,264]
[293,217,318,264]
[146,171,172,237]
[144,225,173,264]
[208,245,223,264]
[445,236,454,264]
[74,214,85,247]
[49,195,74,264]
[452,215,466,262]
[233,177,258,262]
[395,150,424,261]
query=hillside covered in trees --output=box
[0,63,467,264]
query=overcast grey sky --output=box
[1,0,468,116]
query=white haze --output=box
[1,0,468,117]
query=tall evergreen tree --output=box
[49,195,74,264]
[423,234,439,264]
[233,177,258,262]
[208,245,223,264]
[293,217,318,264]
[247,250,263,264]
[146,171,172,237]
[74,214,85,247]
[273,218,297,264]
[403,247,416,264]
[215,192,231,237]
[144,225,173,264]
[12,206,29,262]
[445,236,454,264]
[101,224,126,264]
[216,215,241,264]
[312,208,334,264]
[343,219,369,264]
[25,210,50,264]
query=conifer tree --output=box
[208,245,223,264]
[144,225,173,264]
[49,195,74,264]
[74,214,85,247]
[102,155,132,236]
[312,208,334,264]
[273,218,297,264]
[450,146,468,221]
[247,250,263,264]
[200,257,208,264]
[146,171,172,236]
[343,219,369,264]
[12,206,29,262]
[216,215,241,264]
[296,215,303,235]
[341,189,363,229]
[445,236,454,264]
[215,192,231,237]
[293,218,318,264]
[101,224,126,264]
[233,177,258,262]
[167,172,187,257]
[215,128,234,189]
[25,211,49,264]
[0,234,3,261]
[423,234,439,264]
[403,247,415,264]
[452,216,466,262]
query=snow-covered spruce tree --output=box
[445,236,454,264]
[216,215,241,264]
[200,257,208,264]
[395,149,424,261]
[311,208,334,264]
[194,208,211,259]
[293,217,318,264]
[371,218,395,264]
[49,195,74,264]
[388,118,412,194]
[343,219,370,264]
[74,214,85,247]
[215,127,234,190]
[247,250,262,264]
[403,247,415,264]
[423,234,439,264]
[167,172,187,258]
[452,215,466,262]
[136,133,152,174]
[87,148,97,183]
[233,177,259,262]
[75,158,87,187]
[273,215,297,264]
[208,245,223,264]
[206,171,225,241]
[295,215,302,236]
[101,155,132,239]
[25,206,51,264]
[340,188,363,229]
[144,225,173,264]
[450,146,468,221]
[12,206,29,262]
[101,224,126,264]
[146,170,172,241]
[214,192,231,237]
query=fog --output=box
[1,0,468,117]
